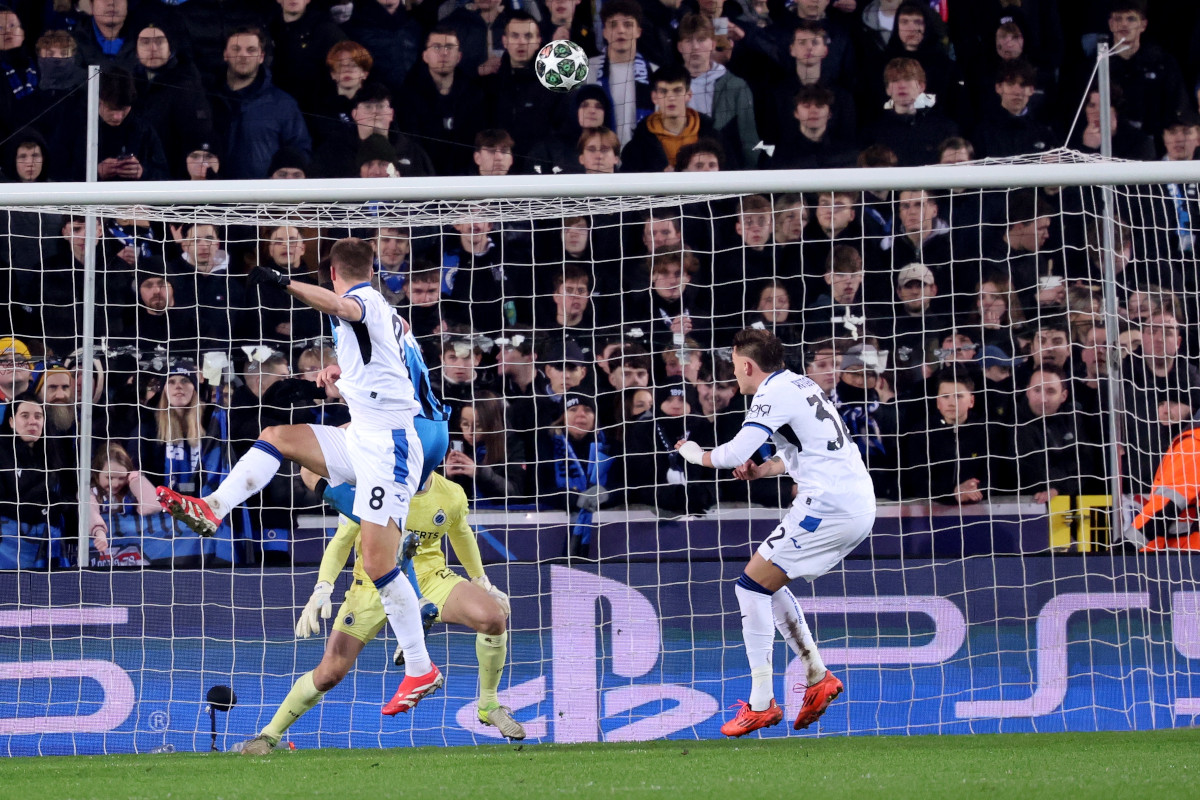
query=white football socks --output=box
[376,572,432,676]
[735,583,776,711]
[773,586,827,686]
[205,443,283,519]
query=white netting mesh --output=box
[2,149,1199,753]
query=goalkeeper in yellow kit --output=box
[240,471,524,753]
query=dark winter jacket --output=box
[210,68,312,179]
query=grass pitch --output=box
[3,730,1197,800]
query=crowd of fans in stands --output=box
[0,0,1199,569]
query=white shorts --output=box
[756,510,874,582]
[309,422,424,527]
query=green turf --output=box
[3,730,1198,800]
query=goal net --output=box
[1,149,1198,754]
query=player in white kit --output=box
[676,328,876,737]
[156,238,443,715]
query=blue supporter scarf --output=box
[2,59,36,99]
[93,21,124,56]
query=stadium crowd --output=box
[0,0,1199,569]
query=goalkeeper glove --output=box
[472,575,511,618]
[576,483,610,512]
[249,265,292,290]
[295,581,334,638]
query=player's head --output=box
[731,328,785,395]
[329,237,375,285]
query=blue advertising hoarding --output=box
[2,555,1198,755]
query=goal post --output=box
[2,149,1199,752]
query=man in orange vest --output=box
[1133,423,1200,550]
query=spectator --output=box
[472,128,515,176]
[1158,110,1200,260]
[533,263,599,360]
[800,190,864,305]
[444,390,528,502]
[343,0,422,97]
[594,341,652,426]
[1013,364,1104,503]
[441,213,533,335]
[711,194,780,326]
[0,7,36,135]
[533,337,592,429]
[803,338,838,396]
[586,0,657,148]
[181,138,221,181]
[73,0,139,69]
[1106,0,1187,148]
[804,244,869,344]
[483,12,568,158]
[167,223,244,356]
[621,65,717,172]
[0,129,62,275]
[436,333,494,409]
[1123,308,1200,493]
[882,263,953,389]
[625,250,711,350]
[889,188,952,298]
[677,14,758,169]
[309,40,373,145]
[132,23,213,179]
[622,382,715,515]
[25,31,85,166]
[268,0,346,112]
[864,57,959,166]
[370,226,411,297]
[767,20,857,147]
[783,0,856,92]
[963,272,1026,358]
[973,59,1055,159]
[980,189,1053,316]
[1014,317,1074,387]
[833,342,900,500]
[210,27,312,179]
[534,392,614,554]
[1069,87,1156,161]
[240,225,323,348]
[526,88,614,175]
[441,0,507,77]
[227,351,293,449]
[86,441,161,567]
[0,339,33,415]
[542,0,596,55]
[773,193,806,245]
[399,266,447,342]
[398,25,486,176]
[75,67,169,182]
[118,268,199,361]
[745,280,804,347]
[772,84,857,170]
[676,137,724,172]
[0,394,67,569]
[494,329,538,442]
[130,362,242,565]
[9,215,130,358]
[902,367,992,504]
[310,83,433,178]
[870,2,966,125]
[268,146,310,179]
[575,126,621,175]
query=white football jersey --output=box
[333,282,421,427]
[743,369,875,518]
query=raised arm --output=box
[248,266,365,322]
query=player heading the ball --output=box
[157,237,449,717]
[675,328,876,736]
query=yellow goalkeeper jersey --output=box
[318,474,484,586]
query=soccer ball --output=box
[534,39,589,93]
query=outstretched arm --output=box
[249,266,365,322]
[676,424,772,470]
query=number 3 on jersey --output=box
[807,394,850,451]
